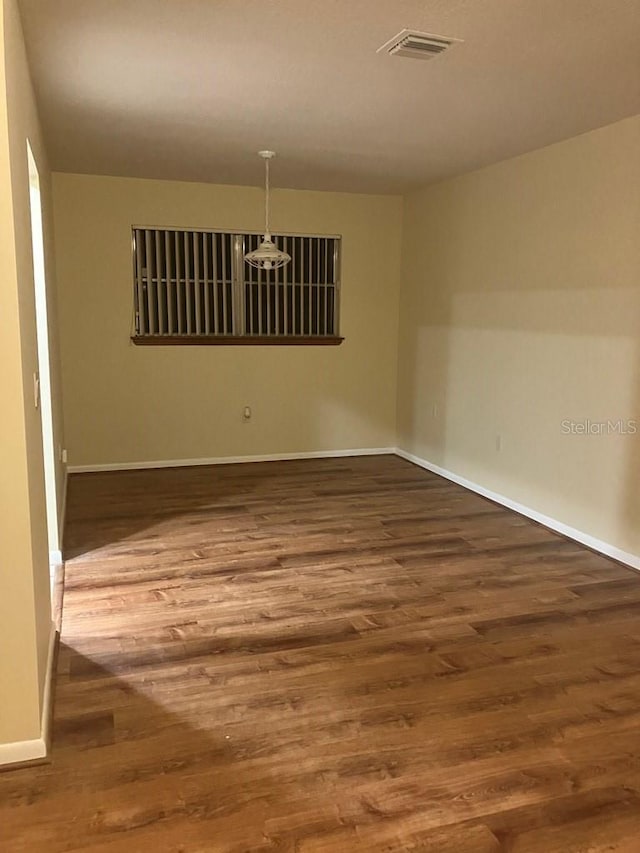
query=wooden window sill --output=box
[131,335,344,347]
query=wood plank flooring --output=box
[2,454,640,851]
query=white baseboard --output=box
[50,467,67,580]
[0,622,57,768]
[0,736,47,767]
[395,448,640,573]
[59,464,68,545]
[67,447,396,474]
[40,621,57,753]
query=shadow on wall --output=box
[398,280,640,558]
[621,339,640,555]
[398,317,450,464]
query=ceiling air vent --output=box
[377,29,462,60]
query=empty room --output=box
[1,0,639,850]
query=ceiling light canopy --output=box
[244,150,291,271]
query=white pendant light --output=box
[244,150,291,271]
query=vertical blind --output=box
[132,228,341,339]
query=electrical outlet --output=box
[62,449,68,464]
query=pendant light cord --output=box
[264,156,270,236]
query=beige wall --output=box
[52,174,403,467]
[397,115,640,557]
[0,0,62,747]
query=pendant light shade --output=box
[244,150,291,271]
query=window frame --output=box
[130,225,344,346]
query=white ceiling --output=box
[18,0,640,194]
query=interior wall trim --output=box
[50,467,68,573]
[59,464,68,548]
[67,447,397,474]
[395,447,640,573]
[49,550,62,569]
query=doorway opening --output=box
[27,140,59,584]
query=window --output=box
[131,228,342,345]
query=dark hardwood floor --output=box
[2,454,640,851]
